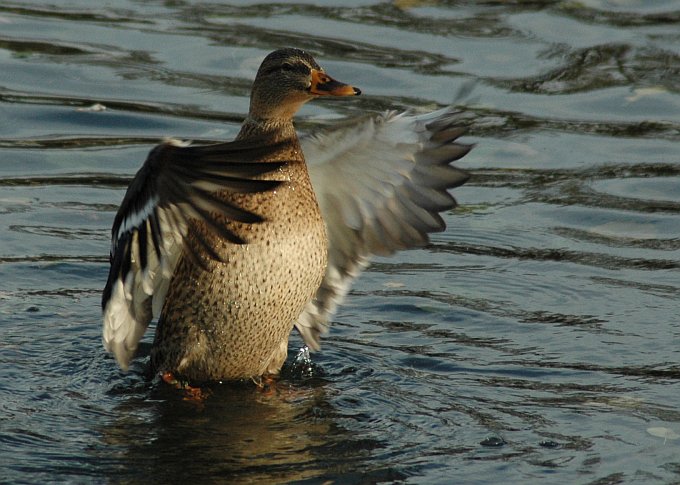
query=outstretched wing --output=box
[296,108,471,349]
[102,138,287,370]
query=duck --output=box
[102,48,471,384]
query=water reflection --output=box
[97,376,393,484]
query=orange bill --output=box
[310,68,361,96]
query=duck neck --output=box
[236,116,298,143]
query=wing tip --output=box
[102,336,132,372]
[101,278,142,372]
[102,322,133,371]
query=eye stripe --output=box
[260,62,311,77]
[281,62,311,75]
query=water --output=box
[1,1,679,483]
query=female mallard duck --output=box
[102,48,471,383]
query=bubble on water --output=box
[647,427,680,444]
[480,436,505,447]
[539,439,560,449]
[626,86,668,102]
[76,103,106,112]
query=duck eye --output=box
[278,62,310,76]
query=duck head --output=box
[247,48,361,122]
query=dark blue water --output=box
[1,1,679,483]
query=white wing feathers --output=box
[297,108,471,349]
[102,138,287,370]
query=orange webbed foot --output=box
[160,371,210,401]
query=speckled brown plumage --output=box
[145,48,356,381]
[151,136,328,381]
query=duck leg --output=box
[160,371,210,400]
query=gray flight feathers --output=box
[295,108,471,350]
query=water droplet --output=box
[283,346,325,380]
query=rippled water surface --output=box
[1,1,679,483]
